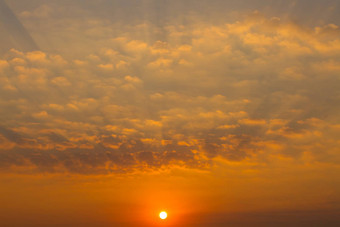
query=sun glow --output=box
[159,211,167,220]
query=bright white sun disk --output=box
[159,211,167,220]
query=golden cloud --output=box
[0,13,339,174]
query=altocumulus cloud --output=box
[0,12,339,174]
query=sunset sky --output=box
[0,0,340,226]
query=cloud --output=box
[0,11,339,174]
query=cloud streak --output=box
[0,0,38,54]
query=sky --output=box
[0,0,340,226]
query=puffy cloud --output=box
[0,11,339,174]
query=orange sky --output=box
[1,159,339,226]
[0,0,340,226]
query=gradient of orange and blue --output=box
[0,0,340,226]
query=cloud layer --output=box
[0,9,339,174]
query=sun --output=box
[159,211,167,220]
